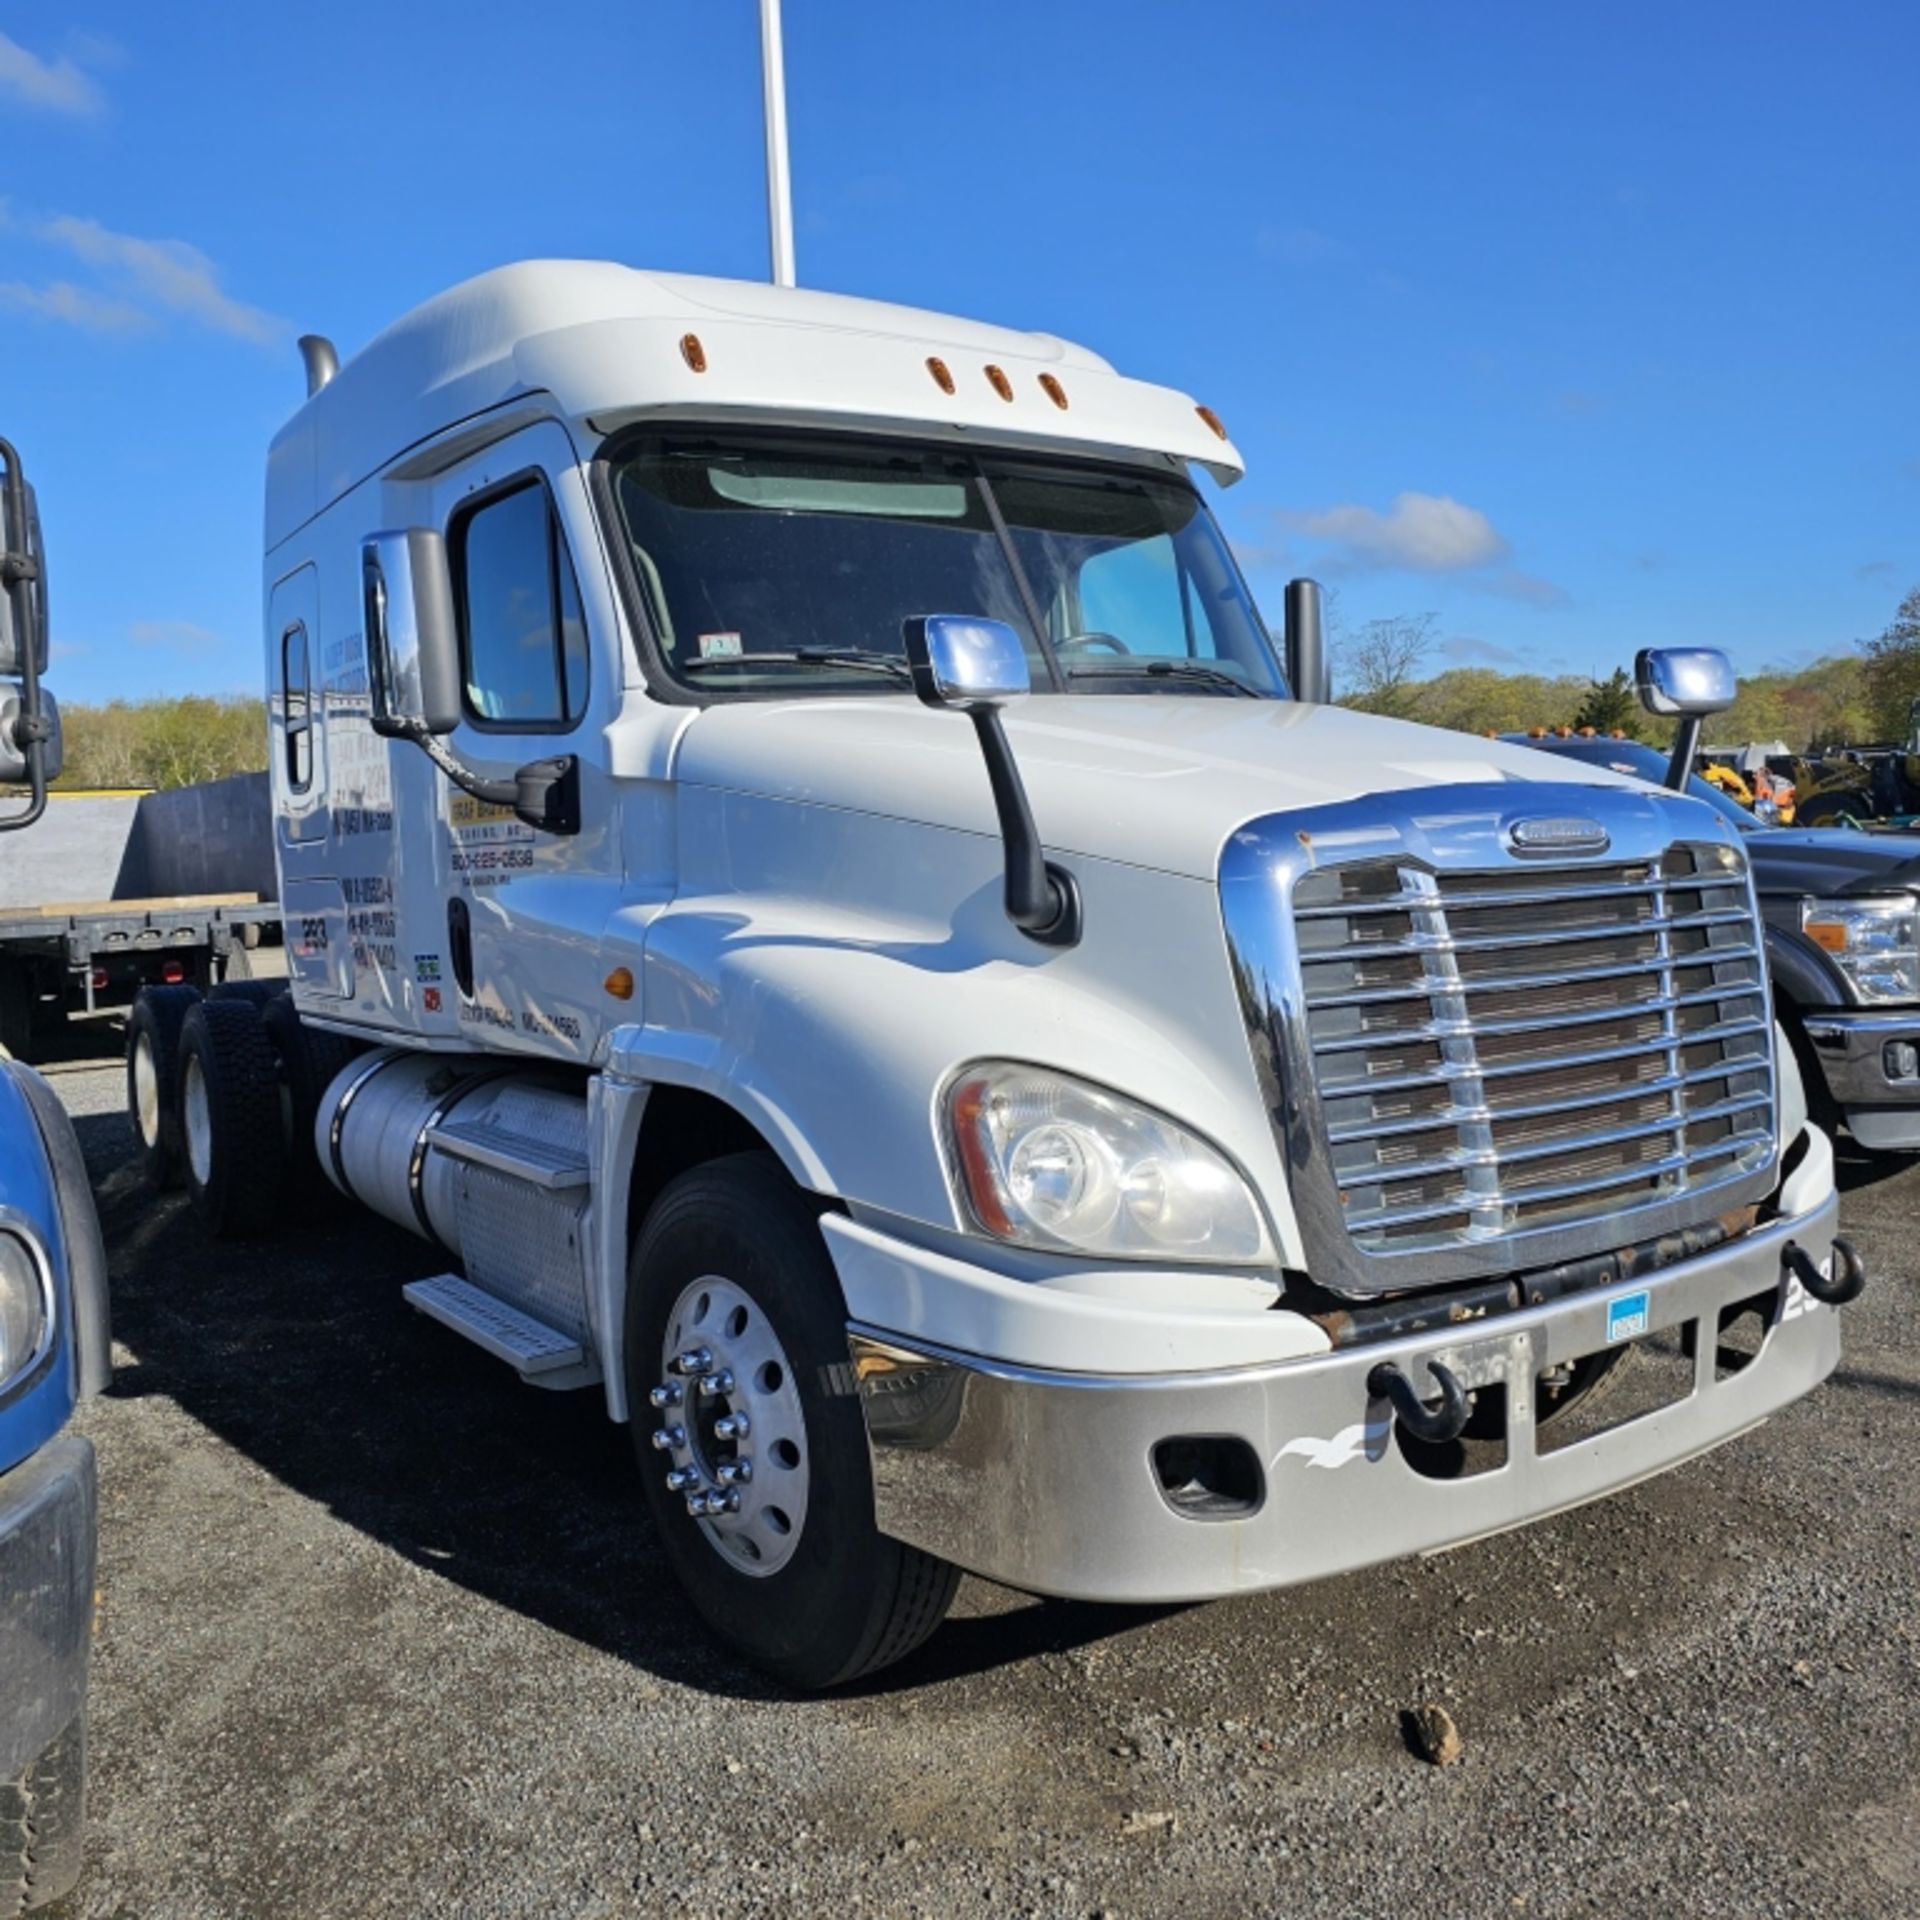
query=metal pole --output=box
[760,0,796,286]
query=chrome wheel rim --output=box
[653,1275,809,1579]
[133,1032,161,1148]
[183,1052,213,1188]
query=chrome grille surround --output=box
[1219,782,1777,1299]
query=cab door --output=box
[428,422,624,1060]
[269,564,355,1002]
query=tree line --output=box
[1332,583,1920,751]
[51,695,267,792]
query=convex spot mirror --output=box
[902,615,1031,710]
[361,529,462,738]
[1635,646,1736,719]
[0,686,60,784]
[0,475,47,679]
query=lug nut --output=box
[697,1369,735,1399]
[648,1382,684,1409]
[673,1346,714,1376]
[714,1413,750,1442]
[665,1467,698,1492]
[701,1489,741,1517]
[685,1493,710,1517]
[717,1460,752,1486]
[650,1424,686,1451]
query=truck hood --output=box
[1748,825,1920,898]
[672,695,1645,881]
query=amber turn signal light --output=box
[604,967,636,1000]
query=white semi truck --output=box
[129,263,1865,1686]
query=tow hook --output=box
[1783,1235,1867,1308]
[1367,1359,1470,1445]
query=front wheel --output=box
[625,1153,958,1689]
[0,1710,86,1912]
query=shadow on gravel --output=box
[73,1104,1146,1701]
[1832,1137,1917,1195]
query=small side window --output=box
[450,477,589,730]
[282,622,312,792]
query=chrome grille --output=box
[1291,844,1774,1258]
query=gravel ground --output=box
[28,1013,1920,1920]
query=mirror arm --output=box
[405,729,580,837]
[968,705,1080,946]
[1665,714,1702,793]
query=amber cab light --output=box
[984,364,1014,402]
[1038,373,1069,410]
[926,356,955,394]
[1196,404,1229,440]
[680,333,707,373]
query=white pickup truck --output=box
[129,262,1864,1686]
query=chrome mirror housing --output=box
[1635,646,1736,719]
[901,615,1031,710]
[361,529,462,738]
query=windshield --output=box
[606,431,1285,697]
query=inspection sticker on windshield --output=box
[1606,1290,1651,1344]
[698,631,743,659]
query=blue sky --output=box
[1,0,1915,704]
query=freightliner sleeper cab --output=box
[130,264,1865,1686]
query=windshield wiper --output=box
[1065,659,1266,697]
[682,648,913,684]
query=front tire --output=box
[0,1710,86,1912]
[625,1153,958,1689]
[177,997,288,1238]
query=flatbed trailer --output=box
[0,777,279,1060]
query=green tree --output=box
[1573,668,1642,737]
[1862,585,1920,743]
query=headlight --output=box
[0,1230,50,1393]
[945,1063,1273,1263]
[1802,895,1920,1003]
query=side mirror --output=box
[0,466,47,680]
[1634,647,1736,719]
[361,530,462,738]
[901,615,1030,709]
[0,686,60,784]
[900,614,1077,947]
[1283,578,1330,706]
[1635,646,1736,794]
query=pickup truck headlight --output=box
[945,1063,1273,1263]
[0,1230,51,1393]
[1802,895,1920,1003]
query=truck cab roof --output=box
[265,261,1243,549]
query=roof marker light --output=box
[680,334,708,373]
[1038,373,1069,411]
[927,356,955,395]
[984,364,1014,403]
[1196,404,1229,441]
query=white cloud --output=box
[1441,635,1523,666]
[1485,568,1571,609]
[0,278,152,334]
[129,620,223,656]
[0,30,105,116]
[40,216,283,344]
[1287,491,1511,573]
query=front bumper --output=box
[0,1436,96,1779]
[848,1198,1843,1604]
[1803,1008,1920,1150]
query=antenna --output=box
[760,0,796,286]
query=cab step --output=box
[425,1114,590,1190]
[402,1273,584,1376]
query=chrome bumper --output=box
[848,1198,1843,1603]
[1803,1009,1920,1149]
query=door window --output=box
[450,477,590,729]
[281,622,313,791]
